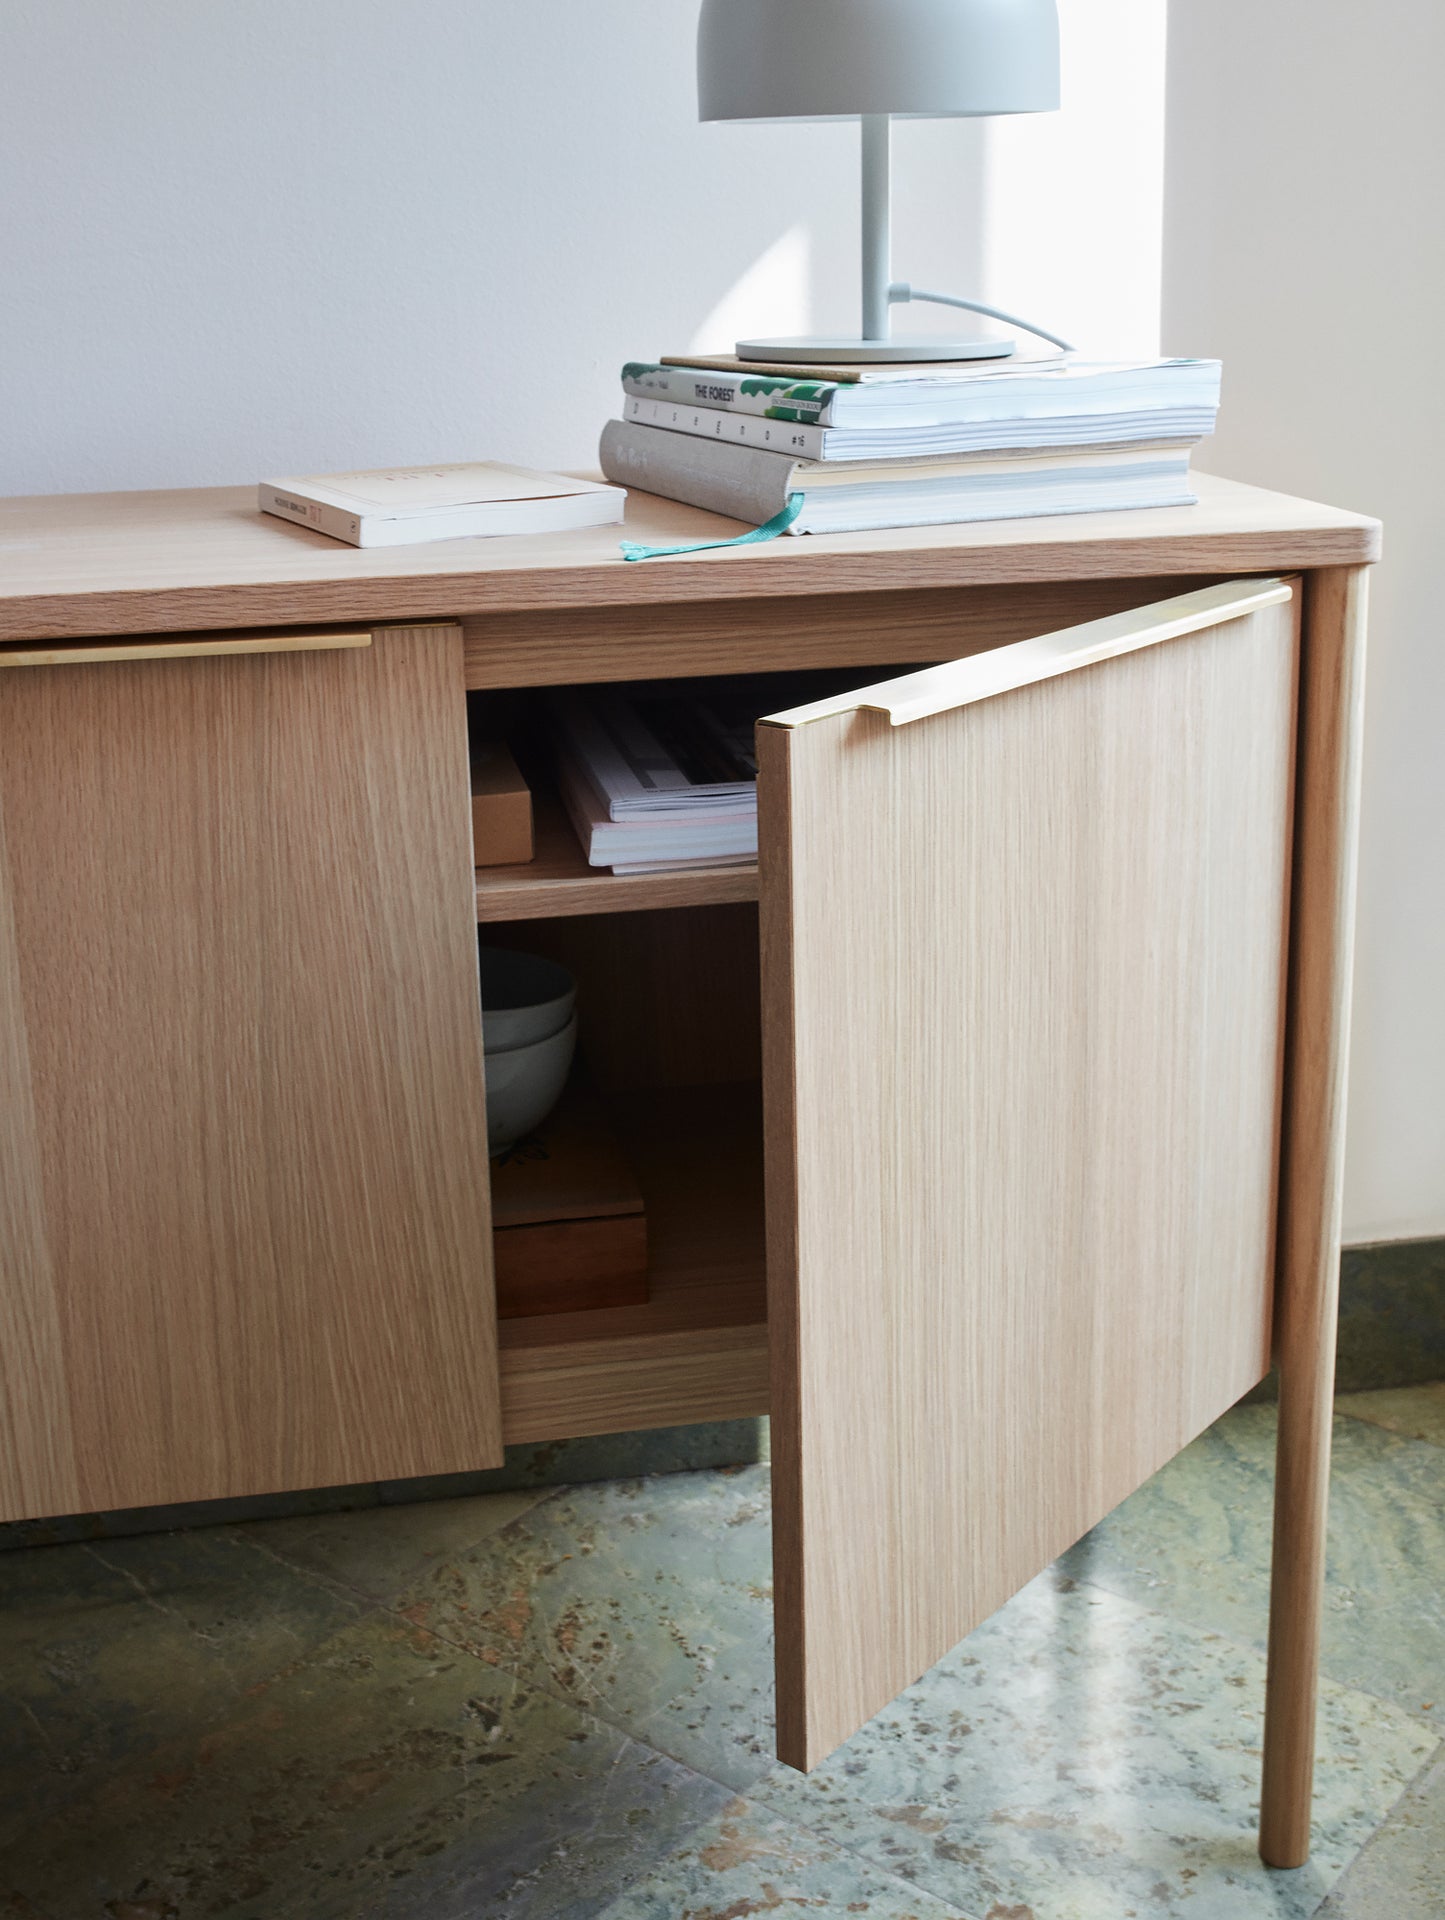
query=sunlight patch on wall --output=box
[688,225,813,356]
[983,0,1166,357]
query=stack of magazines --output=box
[599,351,1223,535]
[552,684,760,874]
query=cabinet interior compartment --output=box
[471,662,900,1444]
[484,896,765,1324]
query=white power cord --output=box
[889,282,1075,354]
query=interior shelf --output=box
[476,791,760,922]
[496,1080,769,1443]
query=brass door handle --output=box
[761,579,1293,729]
[0,630,372,668]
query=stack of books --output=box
[598,352,1222,535]
[552,683,761,874]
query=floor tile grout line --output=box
[742,1751,1433,1920]
[341,1568,816,1823]
[19,1535,401,1808]
[230,1501,771,1801]
[592,1791,985,1920]
[365,1553,1434,1918]
[270,1510,1444,1845]
[787,1824,985,1920]
[197,1477,780,1804]
[1297,1743,1443,1920]
[83,1465,1445,1725]
[1058,1561,1445,1738]
[222,1520,389,1601]
[1332,1405,1445,1449]
[2,1470,1432,1919]
[19,1432,1428,1915]
[1305,1734,1445,1912]
[217,1476,570,1614]
[361,1577,728,1777]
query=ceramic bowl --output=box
[484,1013,577,1153]
[478,945,576,1053]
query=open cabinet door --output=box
[758,579,1301,1770]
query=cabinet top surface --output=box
[0,473,1380,641]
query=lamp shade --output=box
[698,0,1060,122]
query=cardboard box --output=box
[471,740,533,866]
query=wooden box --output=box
[490,1080,648,1318]
[471,739,533,866]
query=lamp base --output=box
[735,334,1015,365]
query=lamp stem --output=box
[861,114,891,343]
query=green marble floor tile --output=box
[1057,1403,1445,1728]
[1334,1238,1445,1393]
[390,1464,777,1791]
[1315,1749,1445,1918]
[593,1797,973,1919]
[0,1527,368,1850]
[236,1486,550,1605]
[1335,1381,1445,1448]
[0,1611,730,1920]
[752,1569,1436,1920]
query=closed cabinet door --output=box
[757,579,1301,1768]
[0,623,502,1523]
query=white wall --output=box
[0,0,947,491]
[0,0,1160,494]
[986,0,1165,358]
[1164,1,1445,1242]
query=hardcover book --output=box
[599,419,1198,536]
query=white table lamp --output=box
[697,0,1070,362]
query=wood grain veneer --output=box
[0,622,502,1519]
[0,475,1377,640]
[497,1083,769,1442]
[485,906,762,1093]
[759,582,1302,1770]
[1259,567,1370,1868]
[499,1320,768,1444]
[460,575,1216,688]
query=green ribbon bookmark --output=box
[620,492,804,562]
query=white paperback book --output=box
[258,461,624,548]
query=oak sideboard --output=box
[0,474,1377,1866]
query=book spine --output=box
[599,420,799,526]
[622,363,841,426]
[257,484,364,546]
[622,395,829,460]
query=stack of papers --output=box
[551,687,759,874]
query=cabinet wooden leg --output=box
[1260,1244,1342,1865]
[1259,568,1369,1869]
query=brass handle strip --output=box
[760,579,1293,729]
[0,630,372,668]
